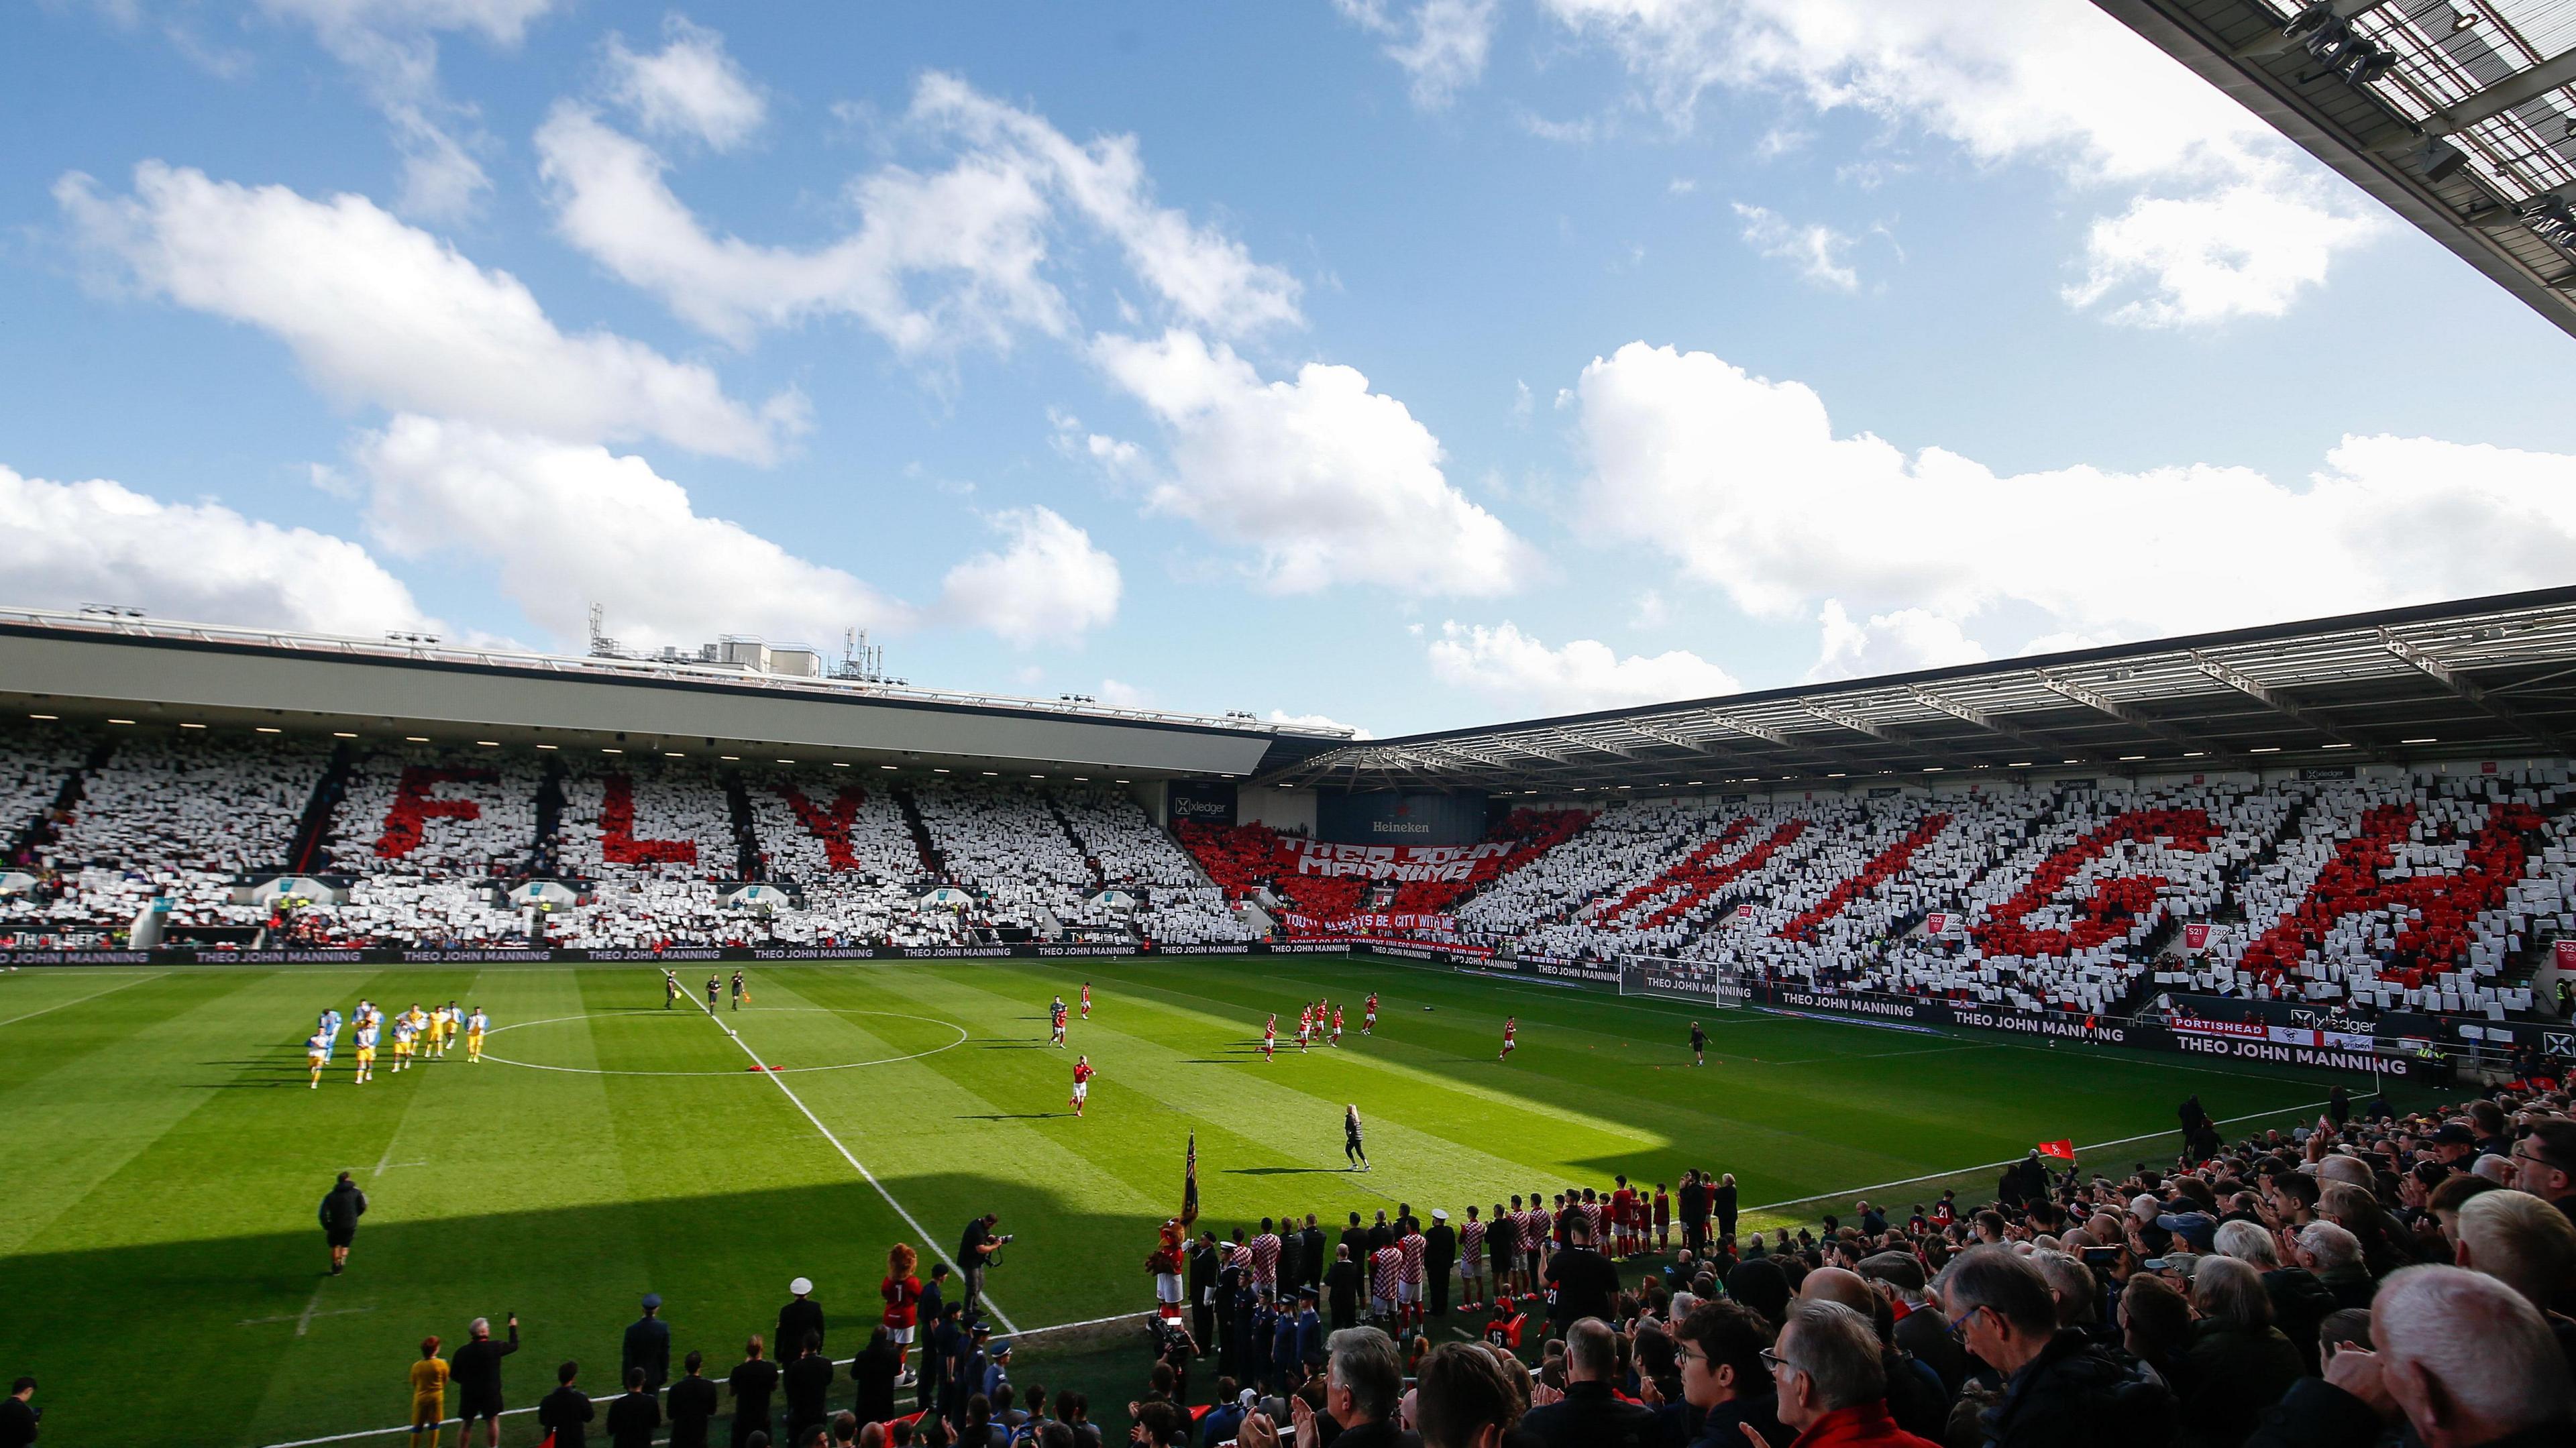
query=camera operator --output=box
[961,1214,1011,1317]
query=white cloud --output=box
[1269,709,1374,738]
[1807,601,1987,682]
[603,15,766,151]
[913,74,1303,339]
[257,0,562,221]
[1732,202,1858,292]
[384,105,492,221]
[59,162,800,461]
[1428,621,1739,714]
[1089,329,1537,596]
[535,73,1300,351]
[2065,184,2384,327]
[353,415,906,651]
[938,506,1122,647]
[1571,341,2576,655]
[535,104,1065,351]
[1335,0,1500,109]
[0,463,429,633]
[1097,678,1151,708]
[1542,0,2381,325]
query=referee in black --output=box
[1689,1021,1707,1066]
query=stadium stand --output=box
[745,771,964,948]
[5,710,2570,1029]
[552,759,744,949]
[19,731,329,930]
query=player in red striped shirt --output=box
[1457,1207,1487,1310]
[1250,1221,1282,1300]
[1369,1241,1402,1323]
[1519,1201,1549,1284]
[1397,1220,1428,1330]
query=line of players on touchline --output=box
[303,1001,488,1087]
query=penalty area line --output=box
[689,995,1020,1335]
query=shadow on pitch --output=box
[955,1111,1069,1121]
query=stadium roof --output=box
[1259,588,2576,793]
[2097,0,2576,339]
[0,606,1349,781]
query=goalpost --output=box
[1615,952,1748,1010]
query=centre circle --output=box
[478,1008,969,1076]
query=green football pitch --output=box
[0,954,2430,1447]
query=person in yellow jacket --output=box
[409,1335,449,1448]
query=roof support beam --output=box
[1549,730,1643,761]
[2035,671,2234,762]
[2189,651,2382,757]
[2381,629,2576,754]
[1697,711,1788,748]
[1802,700,1892,743]
[2424,47,2576,137]
[1907,686,2091,764]
[1807,695,2021,773]
[2359,46,2576,152]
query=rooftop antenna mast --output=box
[587,602,621,659]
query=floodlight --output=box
[2414,136,2467,183]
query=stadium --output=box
[7,3,2576,1448]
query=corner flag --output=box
[1181,1131,1200,1226]
[2037,1139,2076,1162]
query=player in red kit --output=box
[1070,1054,1095,1117]
[1262,1013,1277,1062]
[1080,981,1092,1019]
[1499,1016,1516,1061]
[1610,1177,1638,1257]
[1330,1006,1344,1047]
[1363,993,1378,1035]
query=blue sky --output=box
[6,0,2575,738]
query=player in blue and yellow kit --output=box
[465,1007,488,1063]
[307,1027,331,1088]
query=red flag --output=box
[2037,1139,2076,1162]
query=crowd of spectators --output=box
[6,731,330,931]
[10,719,2572,1030]
[1136,1080,2576,1448]
[216,1079,2576,1448]
[1450,769,2574,1023]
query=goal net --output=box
[1616,953,1746,1009]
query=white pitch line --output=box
[292,1284,331,1338]
[688,994,1021,1335]
[239,1306,372,1329]
[0,970,163,1027]
[1740,1098,2330,1218]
